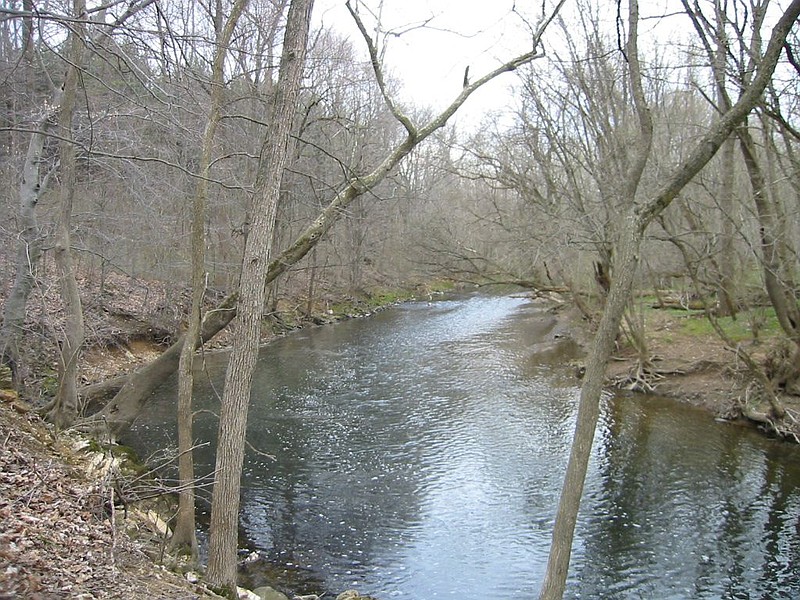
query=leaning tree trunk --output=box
[540,219,642,598]
[80,293,239,438]
[540,2,653,594]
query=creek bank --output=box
[0,392,379,600]
[551,297,800,441]
[0,393,225,599]
[1,281,443,600]
[5,287,797,599]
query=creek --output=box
[127,294,800,598]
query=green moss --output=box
[207,584,238,599]
[40,370,60,397]
[364,288,415,308]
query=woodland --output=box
[1,0,800,597]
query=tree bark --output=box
[171,0,250,558]
[0,108,56,385]
[47,0,87,429]
[539,2,800,597]
[205,0,314,590]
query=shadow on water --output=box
[126,294,800,599]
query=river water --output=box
[128,294,800,598]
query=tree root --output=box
[611,357,684,393]
[740,383,798,442]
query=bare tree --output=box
[47,0,88,429]
[0,0,156,402]
[540,1,800,597]
[171,0,251,559]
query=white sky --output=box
[313,0,547,129]
[311,1,693,131]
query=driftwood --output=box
[741,402,800,443]
[651,298,708,311]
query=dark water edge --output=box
[126,294,800,599]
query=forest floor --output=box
[2,282,800,599]
[0,393,225,599]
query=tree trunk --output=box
[738,121,800,342]
[205,0,314,591]
[0,109,56,386]
[715,136,738,316]
[171,0,250,559]
[47,0,87,429]
[540,218,641,598]
[539,2,800,596]
[713,2,738,318]
[80,293,238,438]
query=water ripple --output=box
[128,295,800,599]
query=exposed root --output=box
[739,382,800,442]
[611,357,684,393]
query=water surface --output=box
[129,294,800,598]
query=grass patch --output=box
[364,288,416,308]
[635,294,783,343]
[676,306,781,342]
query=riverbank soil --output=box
[593,303,800,440]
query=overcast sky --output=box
[313,0,546,129]
[311,1,693,131]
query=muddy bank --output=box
[549,298,800,441]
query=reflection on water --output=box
[128,294,800,599]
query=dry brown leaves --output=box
[0,399,218,599]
